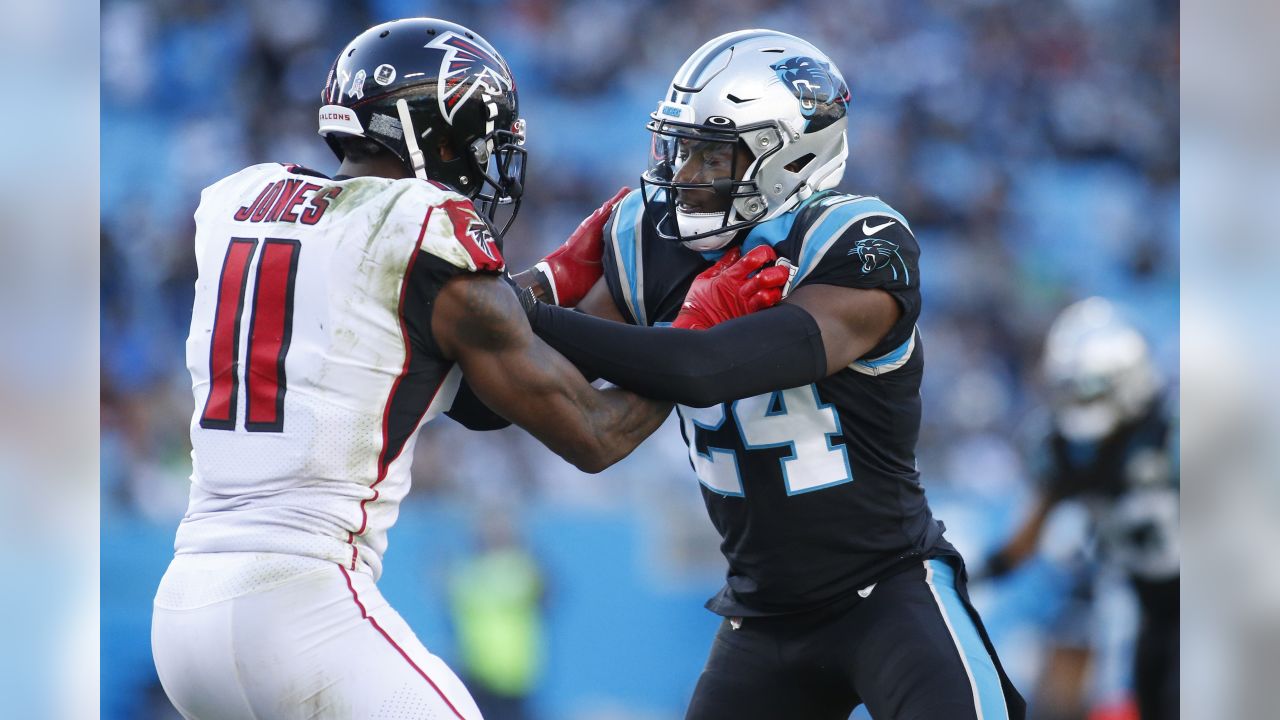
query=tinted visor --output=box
[644,120,752,204]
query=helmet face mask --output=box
[641,29,851,251]
[318,19,526,239]
[641,118,777,250]
[464,118,526,239]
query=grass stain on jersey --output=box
[361,184,420,313]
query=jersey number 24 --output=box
[679,384,853,496]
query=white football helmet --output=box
[1042,297,1161,442]
[641,30,851,251]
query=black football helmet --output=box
[319,18,526,236]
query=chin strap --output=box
[677,209,741,253]
[396,99,428,180]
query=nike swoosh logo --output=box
[863,219,895,236]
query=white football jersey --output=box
[175,163,505,579]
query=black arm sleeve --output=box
[526,302,826,407]
[445,379,512,431]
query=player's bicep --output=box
[783,284,900,374]
[431,274,599,438]
[784,213,920,367]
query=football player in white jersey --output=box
[151,18,784,720]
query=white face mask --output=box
[676,208,739,251]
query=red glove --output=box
[672,246,792,330]
[536,187,630,306]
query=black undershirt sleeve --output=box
[445,379,513,430]
[526,302,827,408]
[399,252,510,432]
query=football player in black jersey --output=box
[982,298,1178,720]
[509,29,1026,720]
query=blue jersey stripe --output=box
[926,559,1010,720]
[741,210,800,254]
[796,197,911,283]
[612,190,648,326]
[857,330,914,368]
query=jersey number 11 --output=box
[199,237,301,433]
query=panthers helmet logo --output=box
[427,32,514,124]
[851,237,899,274]
[770,56,850,119]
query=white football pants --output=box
[152,553,482,720]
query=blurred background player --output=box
[516,30,1025,720]
[448,507,547,720]
[982,297,1178,720]
[149,18,685,719]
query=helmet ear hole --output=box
[785,153,816,173]
[436,138,459,163]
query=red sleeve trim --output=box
[440,198,505,272]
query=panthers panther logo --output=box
[850,237,899,274]
[770,56,851,119]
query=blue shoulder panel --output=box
[739,191,837,257]
[795,196,911,284]
[610,189,649,326]
[741,210,798,255]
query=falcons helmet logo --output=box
[426,32,515,126]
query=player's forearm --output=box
[578,388,671,472]
[525,301,826,407]
[1006,497,1055,563]
[519,384,668,473]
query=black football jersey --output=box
[1040,399,1179,582]
[601,189,954,616]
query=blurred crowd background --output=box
[100,0,1178,718]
